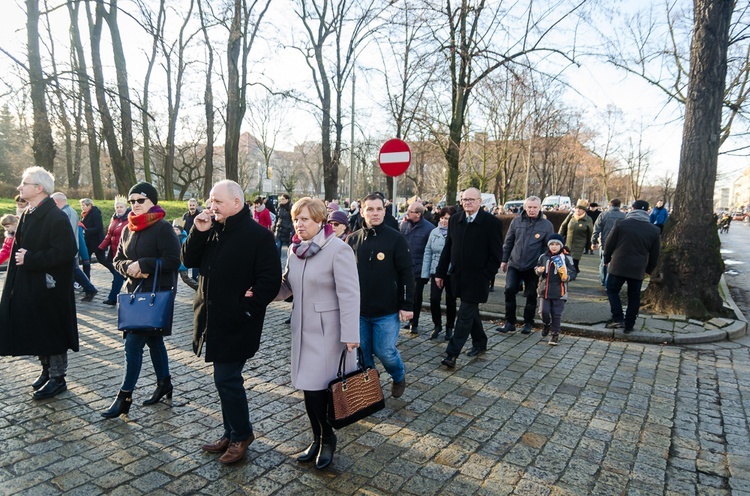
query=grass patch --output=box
[1,198,190,223]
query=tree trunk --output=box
[225,0,242,182]
[68,0,99,194]
[643,0,733,318]
[26,0,56,171]
[104,0,137,194]
[140,0,166,185]
[198,0,214,199]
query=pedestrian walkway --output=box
[1,261,749,495]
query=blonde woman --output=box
[98,196,130,305]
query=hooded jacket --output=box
[537,250,577,300]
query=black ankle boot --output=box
[316,434,337,470]
[445,327,454,341]
[142,376,173,406]
[32,366,50,390]
[101,390,132,418]
[296,437,321,463]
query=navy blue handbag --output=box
[117,259,176,334]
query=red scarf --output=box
[127,206,166,232]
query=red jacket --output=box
[254,208,272,230]
[0,236,13,265]
[98,214,129,256]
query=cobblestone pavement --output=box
[2,261,750,495]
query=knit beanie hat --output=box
[128,182,158,205]
[327,210,348,225]
[547,233,565,247]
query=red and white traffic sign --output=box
[378,139,411,177]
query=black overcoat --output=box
[182,205,281,362]
[435,208,503,304]
[0,196,78,356]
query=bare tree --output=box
[224,0,273,182]
[197,0,216,198]
[246,92,289,186]
[26,0,55,171]
[643,0,733,317]
[292,0,384,200]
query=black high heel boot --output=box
[32,365,50,390]
[142,376,173,406]
[296,437,321,463]
[315,434,337,470]
[101,390,132,418]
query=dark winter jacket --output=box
[273,203,293,246]
[98,209,130,259]
[603,210,661,280]
[182,205,281,362]
[503,210,555,271]
[592,206,626,246]
[435,208,503,304]
[537,250,577,300]
[115,217,181,335]
[347,222,414,317]
[81,205,105,247]
[400,217,433,277]
[0,196,78,356]
[183,208,202,233]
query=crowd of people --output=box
[0,167,668,471]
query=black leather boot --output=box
[445,327,454,341]
[315,434,337,470]
[429,326,442,340]
[32,376,67,400]
[296,437,321,463]
[101,390,133,418]
[32,365,50,390]
[142,376,173,405]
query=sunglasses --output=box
[128,198,148,205]
[328,222,342,227]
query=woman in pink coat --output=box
[275,197,360,470]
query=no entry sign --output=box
[378,139,411,177]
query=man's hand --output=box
[434,277,443,289]
[193,210,213,232]
[399,310,414,322]
[590,243,597,251]
[15,248,27,265]
[346,342,359,352]
[501,262,508,273]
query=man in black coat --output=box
[0,167,78,400]
[435,188,503,368]
[603,200,661,334]
[183,180,281,465]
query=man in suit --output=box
[435,188,503,368]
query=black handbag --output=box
[327,347,385,429]
[117,259,176,334]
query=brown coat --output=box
[277,233,360,391]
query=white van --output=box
[503,200,525,213]
[541,195,572,210]
[440,193,497,210]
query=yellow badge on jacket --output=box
[377,252,385,260]
[535,233,540,238]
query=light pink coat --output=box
[277,234,360,390]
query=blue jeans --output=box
[606,273,643,329]
[108,271,126,302]
[213,360,253,442]
[598,248,608,286]
[73,261,96,292]
[122,333,170,391]
[359,314,405,383]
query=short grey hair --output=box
[213,180,244,202]
[524,196,542,207]
[22,166,54,195]
[80,198,94,206]
[51,192,68,203]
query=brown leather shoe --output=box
[392,379,406,398]
[218,434,254,464]
[202,436,230,453]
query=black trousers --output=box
[445,301,487,357]
[411,278,426,327]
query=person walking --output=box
[183,180,281,465]
[400,201,433,335]
[535,234,577,345]
[0,167,78,400]
[98,197,130,305]
[421,206,457,341]
[435,188,503,368]
[649,200,669,232]
[558,202,593,272]
[272,197,359,470]
[591,198,626,286]
[347,193,413,398]
[273,193,294,260]
[498,196,554,335]
[102,182,181,418]
[79,198,105,269]
[604,200,661,333]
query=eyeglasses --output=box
[461,198,479,203]
[19,182,38,187]
[128,198,148,205]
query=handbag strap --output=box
[150,258,162,294]
[337,347,367,379]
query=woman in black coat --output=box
[79,198,104,272]
[102,182,181,418]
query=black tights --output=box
[303,390,333,439]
